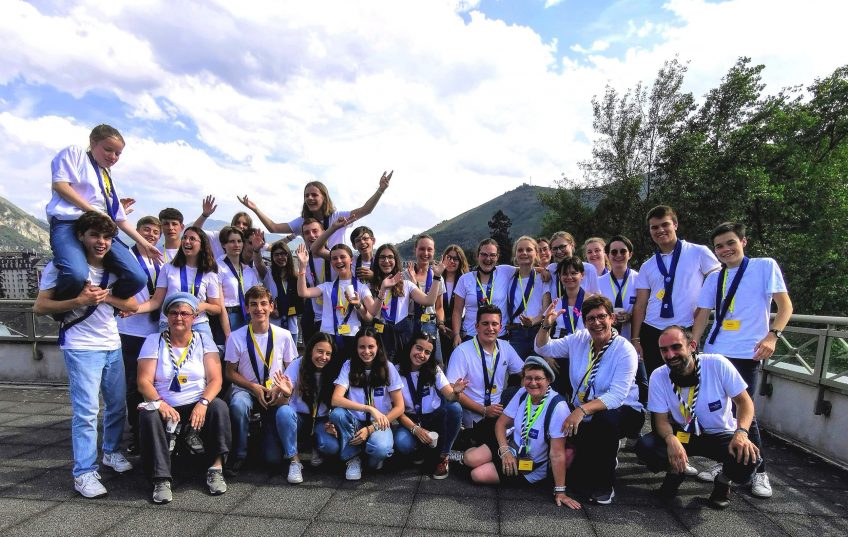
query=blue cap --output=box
[162,292,199,314]
[524,355,556,383]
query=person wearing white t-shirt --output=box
[136,292,231,503]
[264,240,302,338]
[393,332,467,480]
[547,230,601,298]
[691,222,792,498]
[296,243,376,362]
[635,326,760,510]
[503,236,551,359]
[406,235,448,362]
[118,216,164,453]
[273,334,343,483]
[310,221,377,285]
[461,357,581,509]
[330,327,405,480]
[157,208,185,265]
[236,173,392,247]
[216,227,262,336]
[438,244,469,359]
[134,227,224,343]
[535,294,644,505]
[299,218,331,346]
[34,212,139,499]
[446,305,524,451]
[224,286,297,477]
[631,205,720,390]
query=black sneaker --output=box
[184,428,205,455]
[225,458,245,477]
[709,475,732,509]
[589,488,615,505]
[656,472,685,500]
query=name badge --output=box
[722,319,741,331]
[528,429,539,439]
[265,379,273,389]
[373,321,385,334]
[287,306,297,315]
[490,385,498,394]
[655,289,665,300]
[708,400,722,412]
[675,431,690,444]
[420,314,431,323]
[629,296,637,304]
[374,387,385,396]
[178,374,188,385]
[577,390,587,403]
[518,458,534,472]
[316,296,324,305]
[338,324,351,335]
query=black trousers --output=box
[728,357,765,472]
[635,430,758,484]
[139,398,231,481]
[568,406,645,492]
[119,333,146,442]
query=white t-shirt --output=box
[546,261,601,295]
[288,210,353,248]
[45,145,128,223]
[445,337,524,427]
[216,255,261,308]
[503,270,548,325]
[262,271,299,332]
[647,354,747,434]
[697,258,787,359]
[155,263,221,325]
[138,330,219,407]
[224,324,297,386]
[304,255,329,318]
[203,231,225,261]
[534,329,642,411]
[453,266,514,336]
[285,357,332,417]
[399,367,450,417]
[317,279,372,335]
[404,267,446,319]
[40,262,121,351]
[117,248,161,337]
[376,280,419,323]
[597,268,639,339]
[635,240,720,328]
[503,387,570,483]
[160,247,180,265]
[334,360,403,421]
[546,281,587,336]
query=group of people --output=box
[35,125,793,511]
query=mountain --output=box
[396,183,556,258]
[0,196,51,254]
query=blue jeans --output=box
[63,348,126,477]
[393,401,462,456]
[228,311,247,333]
[275,405,340,459]
[50,218,146,301]
[228,387,260,460]
[505,325,539,360]
[329,407,394,467]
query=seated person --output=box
[635,325,761,509]
[137,292,232,504]
[462,357,580,509]
[224,286,297,475]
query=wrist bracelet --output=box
[735,427,749,435]
[411,425,419,435]
[202,212,211,218]
[432,275,442,281]
[497,445,512,458]
[541,323,552,330]
[631,337,641,341]
[578,406,588,416]
[553,486,567,494]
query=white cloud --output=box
[0,0,845,246]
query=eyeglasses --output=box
[167,311,194,318]
[609,248,629,256]
[585,313,611,324]
[378,255,395,261]
[479,252,498,259]
[523,376,548,384]
[560,271,581,279]
[551,244,571,252]
[354,235,373,243]
[182,236,200,243]
[445,255,460,262]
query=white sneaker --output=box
[750,472,773,498]
[310,448,324,467]
[696,464,722,483]
[287,461,304,484]
[345,457,362,481]
[74,471,107,498]
[374,459,384,471]
[102,452,133,473]
[684,464,699,477]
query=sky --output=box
[1,0,845,245]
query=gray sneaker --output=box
[206,468,227,495]
[152,480,172,504]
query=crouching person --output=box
[635,326,760,509]
[224,286,297,475]
[137,292,231,503]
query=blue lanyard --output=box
[561,288,585,336]
[179,265,204,297]
[708,257,750,344]
[473,336,500,407]
[131,245,160,295]
[655,240,682,319]
[475,270,494,305]
[223,257,248,321]
[58,268,110,345]
[86,152,119,220]
[507,271,535,322]
[609,268,630,309]
[404,371,428,424]
[414,267,433,316]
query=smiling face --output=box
[713,231,747,268]
[89,136,124,169]
[310,341,333,369]
[607,240,632,271]
[376,246,397,275]
[138,223,161,246]
[649,216,678,250]
[301,222,323,245]
[304,185,325,214]
[584,306,614,345]
[357,335,379,367]
[475,313,502,345]
[658,328,697,375]
[538,240,552,265]
[559,266,583,292]
[443,248,461,275]
[166,303,196,331]
[415,238,435,266]
[585,241,606,270]
[223,232,243,258]
[330,248,352,278]
[247,295,273,323]
[409,338,434,370]
[353,232,374,255]
[477,244,499,272]
[181,229,202,258]
[550,237,573,262]
[272,247,289,268]
[514,239,536,267]
[522,366,551,400]
[78,229,113,261]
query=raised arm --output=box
[192,195,218,228]
[295,244,322,299]
[237,194,292,234]
[348,171,392,218]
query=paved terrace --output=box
[0,386,846,537]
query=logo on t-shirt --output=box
[708,400,722,412]
[373,387,385,396]
[629,296,637,304]
[422,386,431,396]
[528,429,539,439]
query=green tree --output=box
[488,210,513,264]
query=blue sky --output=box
[0,0,843,244]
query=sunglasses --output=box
[609,248,629,256]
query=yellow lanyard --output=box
[676,386,696,423]
[521,395,547,446]
[580,347,599,392]
[249,325,274,369]
[517,273,533,311]
[167,335,192,370]
[608,273,628,304]
[472,337,499,378]
[720,270,737,314]
[336,282,350,314]
[476,272,495,304]
[100,167,113,198]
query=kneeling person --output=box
[635,326,761,509]
[224,286,297,474]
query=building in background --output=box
[0,251,45,299]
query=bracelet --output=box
[202,212,211,218]
[378,294,386,301]
[497,445,512,458]
[577,406,588,416]
[411,425,419,435]
[541,323,552,330]
[432,275,442,281]
[735,427,749,435]
[482,405,488,416]
[377,188,386,194]
[553,486,567,494]
[298,271,306,275]
[631,337,641,341]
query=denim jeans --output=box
[393,401,462,456]
[504,325,539,360]
[329,407,394,467]
[63,348,126,477]
[228,387,260,460]
[275,405,340,459]
[50,218,147,301]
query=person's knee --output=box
[207,398,230,421]
[463,445,492,468]
[315,432,339,455]
[229,391,252,416]
[394,430,416,455]
[275,405,296,429]
[138,409,162,430]
[470,464,499,485]
[329,407,349,426]
[444,401,462,420]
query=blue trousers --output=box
[393,401,462,456]
[329,407,394,467]
[274,406,340,460]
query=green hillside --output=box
[396,183,555,259]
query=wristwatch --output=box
[199,398,209,406]
[769,328,783,338]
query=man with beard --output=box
[634,326,760,509]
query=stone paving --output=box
[0,386,846,536]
